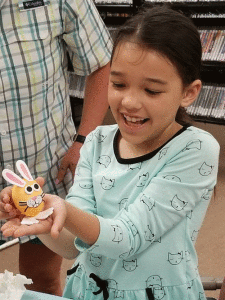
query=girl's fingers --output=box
[4,203,14,212]
[1,218,21,236]
[51,211,65,239]
[0,187,12,202]
[1,217,51,238]
[14,222,50,237]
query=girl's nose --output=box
[121,94,142,111]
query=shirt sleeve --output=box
[63,0,113,75]
[74,133,220,259]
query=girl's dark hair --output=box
[111,5,202,126]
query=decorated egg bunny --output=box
[2,160,53,224]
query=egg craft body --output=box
[2,160,45,217]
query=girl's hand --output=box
[0,177,45,219]
[0,186,19,219]
[1,186,67,239]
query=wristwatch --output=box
[73,134,86,144]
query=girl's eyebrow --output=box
[145,77,167,85]
[110,71,123,76]
[111,71,167,85]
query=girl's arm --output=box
[64,202,100,247]
[38,228,79,260]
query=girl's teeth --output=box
[125,115,144,123]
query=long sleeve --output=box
[67,126,220,261]
[63,0,113,76]
[92,137,219,259]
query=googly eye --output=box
[32,183,40,191]
[25,185,33,195]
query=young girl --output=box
[1,5,220,300]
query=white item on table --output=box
[0,270,32,300]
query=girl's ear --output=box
[181,79,202,108]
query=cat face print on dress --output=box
[171,195,188,211]
[112,225,123,243]
[86,280,96,292]
[119,248,134,259]
[123,259,138,272]
[79,182,93,189]
[158,148,169,160]
[185,250,191,262]
[136,172,149,187]
[119,198,128,211]
[163,175,181,182]
[94,129,107,143]
[168,251,183,265]
[97,155,111,168]
[101,176,115,190]
[127,220,138,236]
[186,210,193,219]
[182,139,202,151]
[191,230,199,242]
[128,162,142,170]
[90,254,102,267]
[144,225,155,242]
[187,279,194,290]
[146,275,162,288]
[146,275,165,300]
[199,162,214,176]
[140,194,155,211]
[153,286,166,300]
[201,189,213,200]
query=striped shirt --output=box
[0,0,112,241]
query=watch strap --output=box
[74,134,86,144]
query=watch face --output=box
[74,134,86,143]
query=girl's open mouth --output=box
[123,114,149,126]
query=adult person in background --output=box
[0,0,112,296]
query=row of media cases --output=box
[187,84,225,119]
[94,0,225,3]
[107,28,225,61]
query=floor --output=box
[0,118,224,299]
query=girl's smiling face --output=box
[108,42,200,156]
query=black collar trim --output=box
[113,125,190,164]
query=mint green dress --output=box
[63,124,220,300]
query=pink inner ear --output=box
[19,163,32,180]
[6,172,25,186]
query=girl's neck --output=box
[118,123,183,159]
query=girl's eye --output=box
[112,82,125,88]
[33,183,40,191]
[145,89,161,95]
[25,185,33,194]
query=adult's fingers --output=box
[35,177,45,188]
[56,161,69,184]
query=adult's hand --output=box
[56,141,82,184]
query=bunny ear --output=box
[16,160,33,181]
[2,169,26,187]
